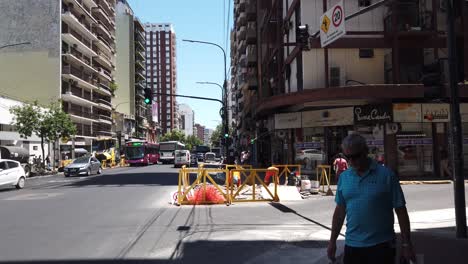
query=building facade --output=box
[115,0,151,142]
[145,23,177,135]
[231,0,468,179]
[0,0,117,153]
[204,128,214,146]
[194,123,205,142]
[178,103,195,136]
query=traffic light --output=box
[250,138,255,145]
[144,88,152,105]
[224,133,229,138]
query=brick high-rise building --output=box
[144,23,177,135]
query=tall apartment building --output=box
[0,0,117,152]
[145,23,177,135]
[115,0,151,141]
[194,124,205,142]
[204,128,214,146]
[178,104,195,136]
[231,0,468,178]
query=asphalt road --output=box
[0,165,466,264]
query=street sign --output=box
[320,0,346,47]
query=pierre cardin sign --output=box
[354,105,393,125]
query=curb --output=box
[400,180,453,185]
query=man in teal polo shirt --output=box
[327,133,416,264]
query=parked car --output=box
[196,153,205,162]
[0,159,26,189]
[64,156,102,177]
[296,149,324,163]
[174,150,190,168]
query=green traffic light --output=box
[144,98,150,104]
[224,133,229,138]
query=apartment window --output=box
[358,0,371,7]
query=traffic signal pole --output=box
[446,0,467,239]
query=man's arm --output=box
[330,204,346,243]
[328,204,346,260]
[395,206,416,262]
[395,206,411,244]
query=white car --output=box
[174,150,191,168]
[296,149,324,163]
[0,159,26,189]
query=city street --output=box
[0,165,467,263]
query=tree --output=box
[210,124,223,146]
[185,135,203,151]
[10,101,77,167]
[160,129,186,142]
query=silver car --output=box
[64,156,102,177]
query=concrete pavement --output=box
[0,165,467,263]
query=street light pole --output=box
[183,39,230,162]
[0,42,31,50]
[196,81,225,105]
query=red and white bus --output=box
[125,141,159,166]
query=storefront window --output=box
[294,127,325,179]
[397,123,433,177]
[355,125,385,164]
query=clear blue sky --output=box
[128,0,233,130]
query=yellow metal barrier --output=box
[224,164,252,170]
[60,159,72,168]
[101,160,107,169]
[120,158,127,167]
[316,165,334,195]
[229,168,279,203]
[176,166,230,205]
[272,164,301,185]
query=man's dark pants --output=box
[344,240,395,264]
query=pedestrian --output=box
[333,153,348,182]
[440,149,452,178]
[327,133,415,264]
[45,155,51,170]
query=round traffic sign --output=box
[332,5,343,27]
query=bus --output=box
[194,145,211,161]
[125,141,159,166]
[159,141,185,164]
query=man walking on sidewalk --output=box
[327,133,416,264]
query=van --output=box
[204,152,216,164]
[174,150,190,168]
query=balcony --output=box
[63,0,97,24]
[95,36,114,58]
[62,86,96,107]
[246,23,256,43]
[95,0,115,21]
[136,59,145,70]
[61,11,98,41]
[93,98,112,111]
[62,47,97,74]
[239,54,247,67]
[136,71,146,81]
[136,89,145,99]
[238,39,246,55]
[97,81,113,96]
[62,65,99,91]
[239,0,246,11]
[97,67,112,82]
[62,27,97,58]
[246,45,257,66]
[136,50,145,61]
[246,0,256,20]
[236,26,246,40]
[94,49,114,70]
[97,114,113,125]
[237,11,247,26]
[82,0,97,8]
[93,124,113,137]
[67,108,96,124]
[92,7,115,31]
[135,40,145,51]
[96,22,114,42]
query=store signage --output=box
[275,112,301,129]
[393,104,422,123]
[302,107,354,127]
[397,138,433,145]
[422,104,450,122]
[354,105,393,125]
[295,142,323,149]
[366,139,384,147]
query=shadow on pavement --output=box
[54,172,180,188]
[0,240,330,264]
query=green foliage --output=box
[110,81,118,95]
[210,124,223,147]
[10,101,77,165]
[160,130,203,151]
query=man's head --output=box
[341,133,369,171]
